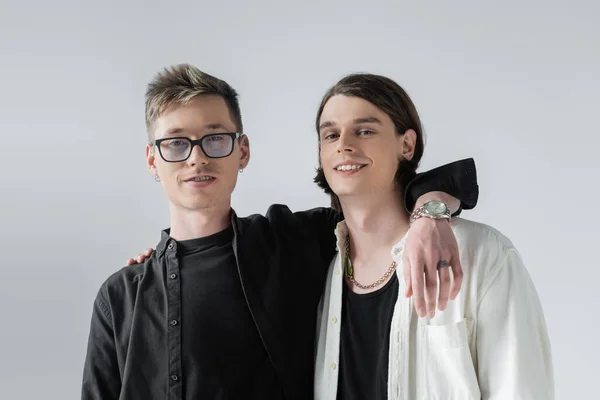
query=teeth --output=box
[191,176,213,181]
[336,165,362,171]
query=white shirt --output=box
[314,217,554,400]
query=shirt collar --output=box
[156,208,241,258]
[333,219,408,263]
[156,229,173,258]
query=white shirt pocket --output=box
[421,318,481,400]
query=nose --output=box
[187,143,209,166]
[336,131,356,153]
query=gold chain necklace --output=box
[344,234,397,290]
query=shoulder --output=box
[449,217,521,277]
[451,218,515,253]
[265,204,340,222]
[237,204,340,231]
[449,218,544,313]
[94,257,157,307]
[232,204,293,228]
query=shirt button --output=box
[171,374,179,381]
[330,362,337,370]
[170,320,178,326]
[170,273,177,279]
[331,317,337,324]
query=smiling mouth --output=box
[334,164,366,171]
[186,176,215,182]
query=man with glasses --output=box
[81,64,479,399]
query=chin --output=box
[191,194,234,210]
[330,184,361,198]
[173,194,213,209]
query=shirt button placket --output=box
[166,240,181,390]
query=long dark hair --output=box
[313,73,425,211]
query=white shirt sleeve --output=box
[475,247,555,400]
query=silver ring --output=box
[438,260,450,269]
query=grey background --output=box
[1,0,598,398]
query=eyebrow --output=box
[318,117,383,131]
[204,123,230,131]
[353,117,383,125]
[164,123,232,136]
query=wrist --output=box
[413,191,460,214]
[410,199,452,226]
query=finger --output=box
[403,255,413,298]
[125,258,136,266]
[405,280,413,298]
[449,252,464,300]
[437,258,451,311]
[410,255,427,317]
[424,255,439,318]
[144,248,153,256]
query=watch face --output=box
[424,200,447,215]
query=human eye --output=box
[166,138,188,148]
[322,132,339,141]
[206,134,226,142]
[357,129,374,136]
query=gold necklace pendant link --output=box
[345,234,397,290]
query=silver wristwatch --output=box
[409,200,451,225]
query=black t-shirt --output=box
[337,273,399,400]
[177,225,283,399]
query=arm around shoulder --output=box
[266,204,341,263]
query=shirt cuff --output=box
[404,158,479,215]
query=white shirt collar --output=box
[333,219,409,263]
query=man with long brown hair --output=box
[314,73,553,399]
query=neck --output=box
[169,201,231,241]
[340,190,410,262]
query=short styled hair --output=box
[144,63,243,140]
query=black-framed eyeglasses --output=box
[153,133,242,162]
